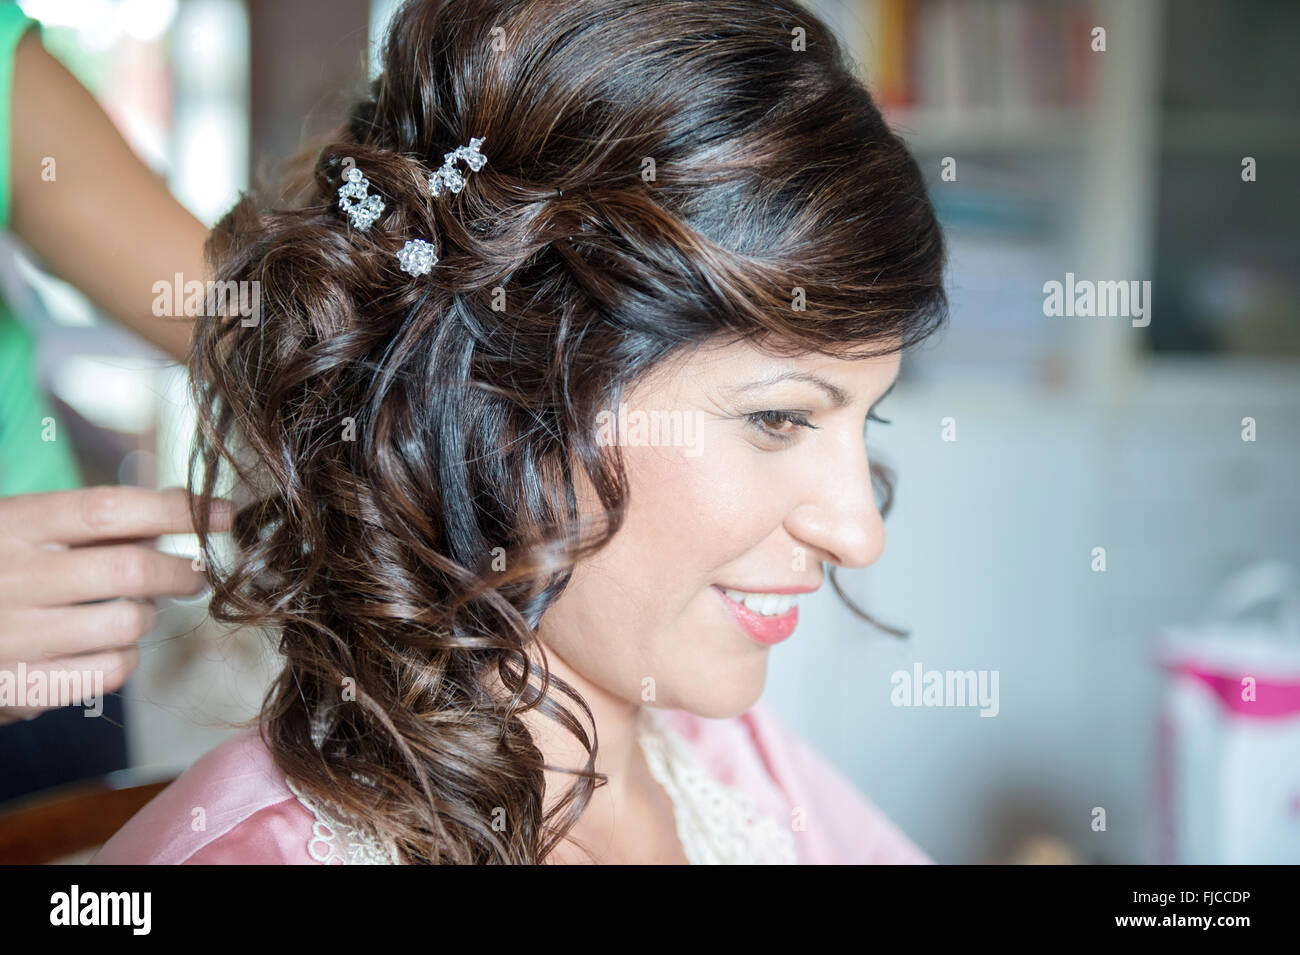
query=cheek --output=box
[538,435,790,704]
[616,436,786,580]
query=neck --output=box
[513,639,656,862]
[524,640,642,802]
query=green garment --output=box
[0,3,81,496]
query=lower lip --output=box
[711,586,799,645]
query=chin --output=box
[662,656,769,720]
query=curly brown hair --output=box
[187,0,947,863]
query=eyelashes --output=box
[745,410,817,442]
[744,409,892,445]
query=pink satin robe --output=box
[92,700,931,864]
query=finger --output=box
[2,485,233,546]
[0,599,156,662]
[6,544,206,606]
[0,645,138,720]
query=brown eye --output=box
[745,410,816,442]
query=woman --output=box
[94,0,946,864]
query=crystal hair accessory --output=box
[428,137,487,198]
[396,238,437,276]
[337,166,385,230]
[397,137,486,276]
[337,139,486,278]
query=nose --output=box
[784,435,885,569]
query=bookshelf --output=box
[809,0,1300,374]
[803,0,1166,403]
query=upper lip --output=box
[715,584,820,595]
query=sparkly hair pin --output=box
[337,167,385,230]
[428,137,487,198]
[335,138,488,279]
[395,238,437,276]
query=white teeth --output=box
[722,588,798,617]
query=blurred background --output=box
[1,0,1297,864]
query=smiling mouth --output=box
[711,586,802,646]
[718,588,799,617]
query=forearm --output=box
[9,30,207,363]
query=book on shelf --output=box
[832,0,1096,113]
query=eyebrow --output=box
[725,371,898,410]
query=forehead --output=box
[635,337,902,402]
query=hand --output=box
[0,486,232,724]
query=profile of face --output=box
[538,337,902,720]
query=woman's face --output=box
[538,337,902,719]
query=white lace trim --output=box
[285,707,798,864]
[284,776,400,865]
[635,706,798,865]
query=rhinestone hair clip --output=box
[335,137,488,278]
[337,167,385,230]
[428,137,487,198]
